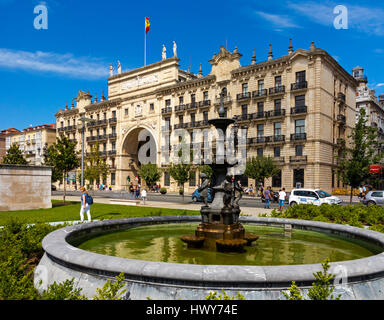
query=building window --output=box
[179,115,183,124]
[241,104,248,117]
[274,146,281,157]
[274,99,281,112]
[257,102,264,114]
[242,83,248,94]
[203,111,209,122]
[275,76,282,87]
[112,126,116,135]
[150,103,154,111]
[165,99,171,107]
[295,119,305,134]
[191,94,196,103]
[257,124,264,137]
[293,169,305,188]
[257,148,263,157]
[274,122,282,136]
[179,96,184,105]
[191,113,196,124]
[103,143,106,152]
[296,71,306,83]
[111,173,116,186]
[112,142,116,151]
[295,145,303,156]
[203,91,209,101]
[272,170,282,188]
[164,171,170,186]
[189,171,196,187]
[112,110,116,119]
[125,108,129,116]
[258,80,264,91]
[295,95,305,107]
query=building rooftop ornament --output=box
[310,41,316,52]
[288,38,293,54]
[117,61,121,74]
[251,48,256,64]
[109,64,113,77]
[162,45,167,60]
[198,63,203,77]
[268,44,273,61]
[64,102,68,111]
[101,91,106,102]
[94,93,98,103]
[173,41,177,57]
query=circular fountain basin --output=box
[35,216,384,300]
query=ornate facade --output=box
[55,41,357,192]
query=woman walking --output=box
[80,186,92,223]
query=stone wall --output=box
[0,164,52,211]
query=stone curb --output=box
[41,216,384,289]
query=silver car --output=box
[362,191,384,206]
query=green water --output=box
[77,224,382,266]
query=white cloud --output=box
[0,48,109,79]
[255,11,301,29]
[377,83,384,87]
[287,1,384,36]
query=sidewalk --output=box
[52,196,273,217]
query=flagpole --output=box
[144,18,146,66]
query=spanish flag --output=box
[145,17,150,34]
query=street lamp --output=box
[78,116,93,187]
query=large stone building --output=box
[55,41,357,193]
[352,66,384,143]
[4,124,56,165]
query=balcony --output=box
[273,157,285,165]
[337,92,346,103]
[272,135,286,143]
[236,92,251,101]
[185,102,198,111]
[252,89,268,99]
[291,81,308,91]
[174,105,186,113]
[86,135,107,142]
[198,100,211,108]
[269,85,285,96]
[162,107,172,115]
[290,155,308,163]
[290,133,307,141]
[214,95,232,106]
[109,133,117,140]
[337,114,346,125]
[291,106,307,115]
[96,119,108,127]
[109,117,117,124]
[247,136,271,145]
[266,109,286,118]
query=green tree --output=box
[244,156,280,193]
[138,162,161,189]
[84,142,110,189]
[2,143,28,165]
[336,108,384,204]
[43,144,65,183]
[47,136,80,203]
[168,163,191,203]
[200,165,213,180]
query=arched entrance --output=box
[120,127,158,189]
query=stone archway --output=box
[119,127,158,189]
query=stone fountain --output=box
[181,93,259,252]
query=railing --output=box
[338,92,346,103]
[174,105,186,112]
[247,136,271,144]
[198,100,211,108]
[214,95,232,105]
[162,107,172,114]
[291,106,307,115]
[337,114,346,124]
[109,117,117,124]
[290,133,307,141]
[236,92,251,101]
[290,155,308,163]
[252,89,268,98]
[252,111,267,119]
[273,135,285,142]
[185,102,198,110]
[273,157,285,164]
[266,109,286,117]
[269,85,285,95]
[291,81,308,91]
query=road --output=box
[52,190,360,208]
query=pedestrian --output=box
[260,184,264,197]
[141,188,147,205]
[129,182,135,200]
[359,186,363,199]
[278,188,286,212]
[249,184,254,196]
[136,185,140,199]
[264,186,271,209]
[79,186,92,223]
[109,184,112,191]
[363,185,367,196]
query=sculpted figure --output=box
[173,41,177,57]
[198,173,209,207]
[232,180,243,208]
[222,175,233,208]
[162,45,167,60]
[117,61,121,74]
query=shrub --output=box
[159,188,167,194]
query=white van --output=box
[289,189,342,206]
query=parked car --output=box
[192,188,213,203]
[362,191,384,206]
[51,185,57,191]
[289,189,342,206]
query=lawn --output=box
[0,201,199,225]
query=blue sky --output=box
[0,0,383,130]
